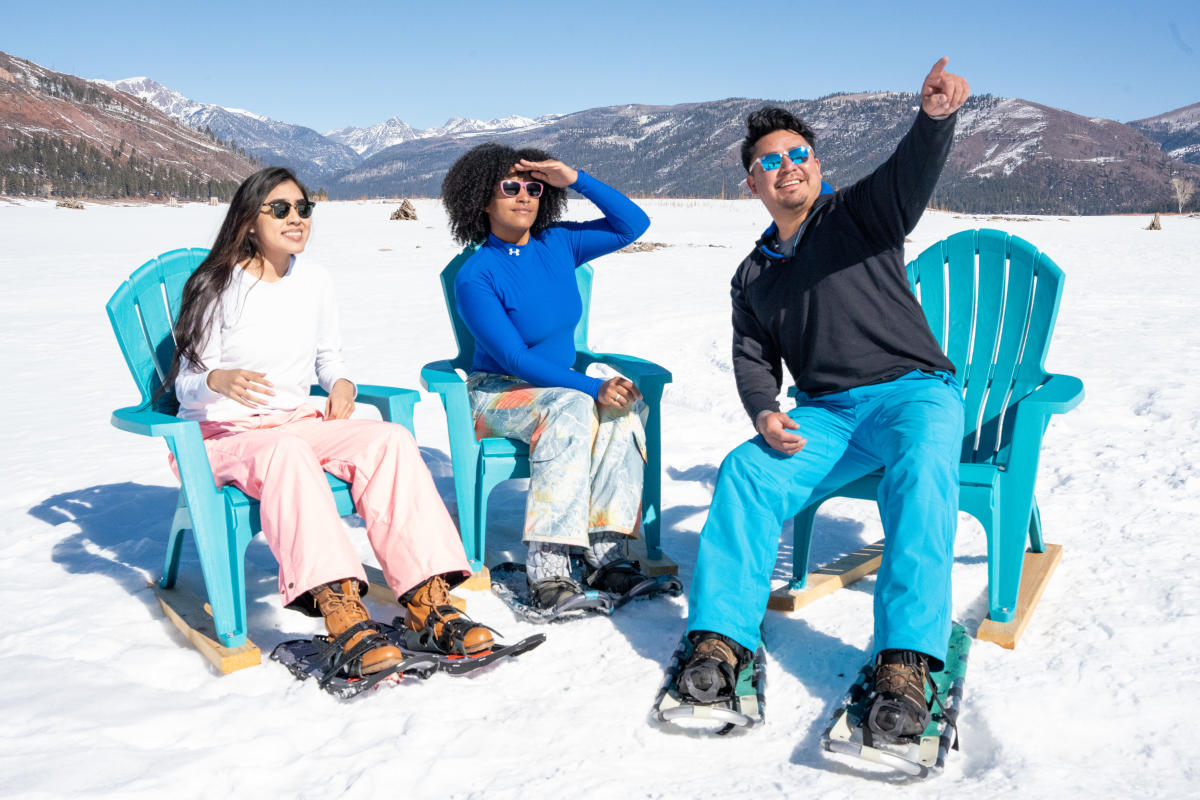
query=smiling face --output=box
[745,129,823,229]
[484,169,539,245]
[253,179,311,263]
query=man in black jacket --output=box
[679,59,970,738]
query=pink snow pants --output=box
[192,406,470,606]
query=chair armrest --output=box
[309,383,420,432]
[111,405,219,492]
[420,360,468,395]
[112,405,202,441]
[1019,373,1085,416]
[577,351,672,390]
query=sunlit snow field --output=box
[1,195,1196,798]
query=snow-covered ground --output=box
[1,196,1196,798]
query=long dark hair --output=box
[159,167,309,400]
[441,143,568,245]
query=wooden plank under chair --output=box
[768,540,1062,649]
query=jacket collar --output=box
[753,192,832,261]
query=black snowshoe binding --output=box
[385,618,546,676]
[584,558,683,610]
[271,618,545,695]
[492,557,682,624]
[271,620,438,699]
[491,562,614,623]
[652,631,766,735]
[678,632,749,703]
[866,650,934,740]
[821,623,972,779]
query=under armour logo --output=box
[508,247,520,256]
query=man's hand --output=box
[323,378,356,420]
[921,57,970,117]
[756,411,807,455]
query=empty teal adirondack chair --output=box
[787,229,1083,625]
[107,248,420,648]
[420,246,672,572]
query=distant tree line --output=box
[201,124,261,165]
[0,132,242,200]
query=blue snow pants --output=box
[687,370,964,666]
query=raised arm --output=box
[843,58,969,247]
[519,159,650,265]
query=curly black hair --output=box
[441,143,568,245]
[740,107,818,171]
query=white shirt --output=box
[175,256,353,421]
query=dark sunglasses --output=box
[260,199,316,219]
[750,146,811,172]
[498,179,544,198]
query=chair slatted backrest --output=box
[909,229,1065,466]
[106,248,210,409]
[437,244,596,372]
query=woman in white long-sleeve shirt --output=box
[164,167,494,675]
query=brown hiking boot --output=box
[311,579,404,675]
[403,575,493,656]
[867,649,933,739]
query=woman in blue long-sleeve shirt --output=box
[442,143,652,611]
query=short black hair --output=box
[740,107,817,171]
[441,143,568,245]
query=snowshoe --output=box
[585,558,683,610]
[821,622,972,778]
[271,621,439,699]
[652,632,767,735]
[387,621,546,676]
[490,562,615,624]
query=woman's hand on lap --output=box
[207,369,274,409]
[324,378,356,420]
[596,376,641,410]
[516,158,577,188]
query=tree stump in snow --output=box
[1146,212,1162,230]
[390,199,417,220]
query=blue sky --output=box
[3,0,1197,132]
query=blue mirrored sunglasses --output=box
[751,146,811,172]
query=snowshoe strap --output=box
[584,558,642,589]
[393,612,502,657]
[679,657,738,704]
[313,620,394,687]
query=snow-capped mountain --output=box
[327,113,560,158]
[0,51,255,198]
[1130,101,1200,164]
[100,77,360,185]
[329,93,1199,214]
[324,117,421,157]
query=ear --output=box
[746,170,758,196]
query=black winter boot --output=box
[529,576,586,611]
[585,558,654,596]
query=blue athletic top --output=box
[454,170,650,399]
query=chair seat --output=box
[225,472,354,515]
[480,437,530,458]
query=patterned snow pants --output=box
[467,370,647,579]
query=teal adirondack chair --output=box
[787,229,1083,625]
[107,248,420,648]
[420,246,672,572]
